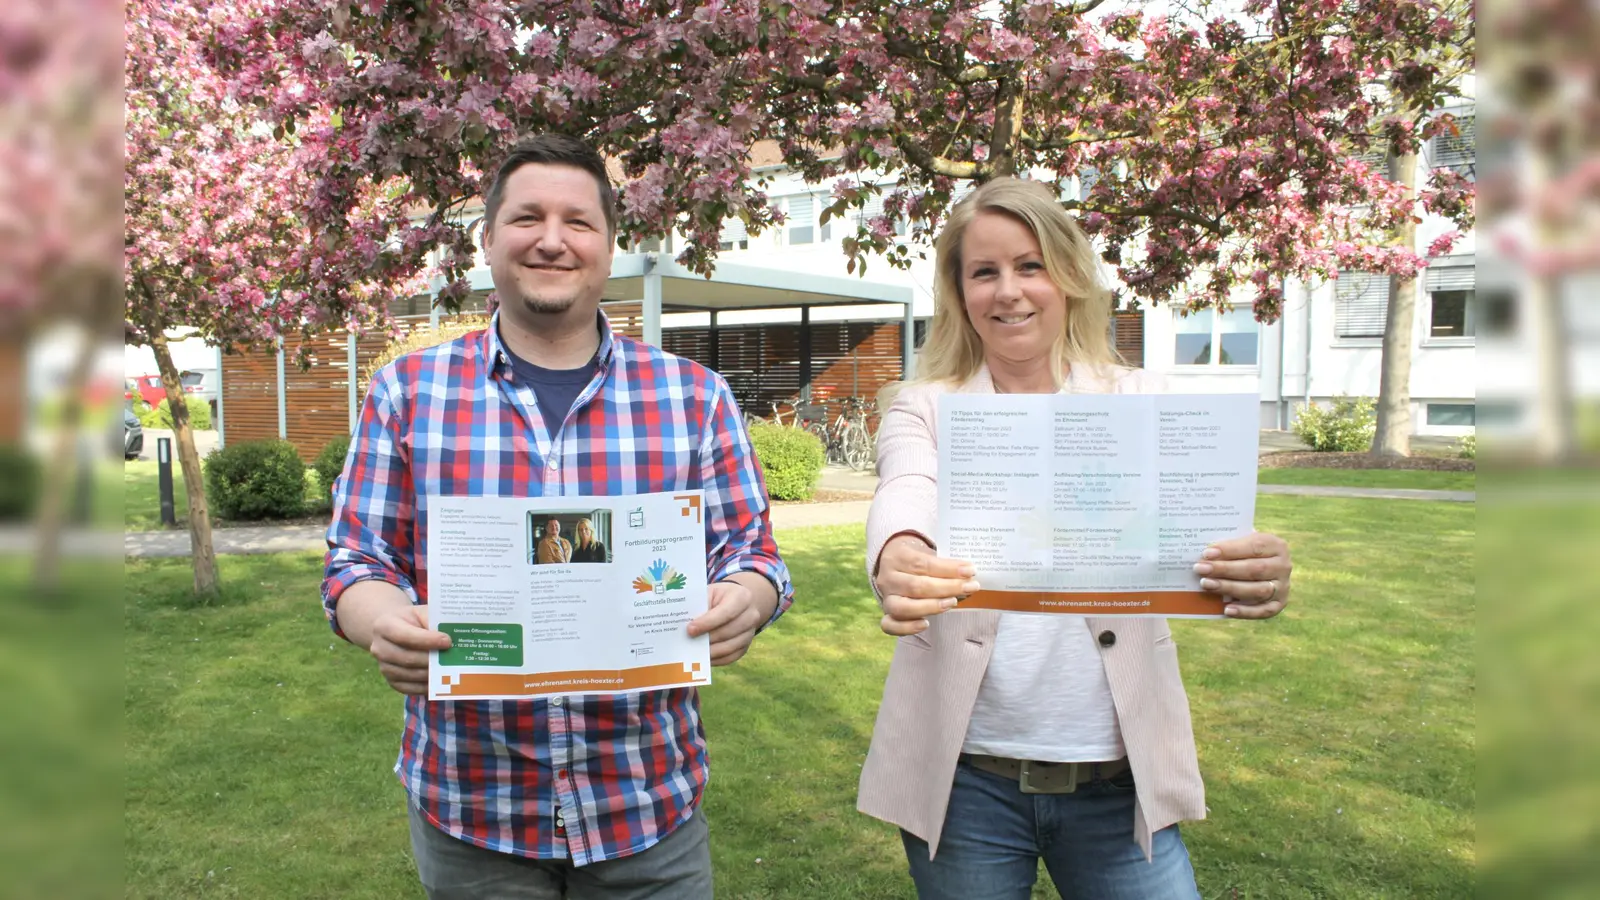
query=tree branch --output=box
[894,134,989,179]
[1022,130,1142,152]
[1061,198,1227,234]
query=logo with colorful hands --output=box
[633,558,687,595]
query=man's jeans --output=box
[408,801,712,900]
[901,759,1201,900]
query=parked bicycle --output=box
[797,395,875,471]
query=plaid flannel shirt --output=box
[322,311,793,865]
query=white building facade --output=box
[437,118,1483,437]
[1142,103,1479,436]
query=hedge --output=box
[203,439,306,520]
[139,395,212,431]
[1293,395,1375,452]
[748,423,825,501]
[314,433,351,495]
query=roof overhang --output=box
[467,252,913,312]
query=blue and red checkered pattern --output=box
[323,310,793,865]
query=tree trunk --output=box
[1372,149,1419,458]
[1528,273,1577,460]
[32,326,99,593]
[989,84,1023,178]
[152,333,221,595]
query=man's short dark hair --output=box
[483,133,616,238]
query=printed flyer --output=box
[936,393,1259,618]
[426,490,710,700]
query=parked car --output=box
[124,408,144,460]
[126,373,165,409]
[179,367,219,420]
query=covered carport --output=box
[452,251,920,384]
[219,251,921,461]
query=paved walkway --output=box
[121,482,1472,558]
[121,500,883,559]
[1257,484,1474,502]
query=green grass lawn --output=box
[124,459,329,531]
[1257,467,1476,491]
[125,497,1474,898]
[2,557,123,898]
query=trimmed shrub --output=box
[1457,433,1476,460]
[204,439,306,520]
[367,316,492,381]
[749,423,825,501]
[0,444,41,522]
[314,433,352,495]
[1293,395,1376,452]
[141,396,212,431]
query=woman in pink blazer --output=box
[858,178,1294,899]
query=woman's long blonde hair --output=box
[575,518,597,549]
[888,178,1121,401]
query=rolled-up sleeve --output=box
[321,365,418,640]
[699,377,793,630]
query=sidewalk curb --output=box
[121,484,1471,559]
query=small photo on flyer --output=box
[526,509,614,565]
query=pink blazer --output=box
[857,364,1208,860]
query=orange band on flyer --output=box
[437,661,707,699]
[959,590,1224,617]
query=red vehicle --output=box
[125,374,166,408]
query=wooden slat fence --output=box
[0,340,22,442]
[222,302,647,461]
[1113,310,1145,367]
[222,306,1143,462]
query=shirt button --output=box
[1097,630,1116,648]
[547,459,558,470]
[557,769,567,779]
[551,696,565,707]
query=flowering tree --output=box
[1479,0,1599,460]
[127,0,418,594]
[1367,0,1474,457]
[221,0,1474,323]
[0,0,123,590]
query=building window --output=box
[1430,290,1473,337]
[1174,307,1259,366]
[1336,271,1389,339]
[1432,113,1475,178]
[1426,258,1475,339]
[857,192,908,239]
[786,195,814,245]
[1426,403,1475,427]
[1478,288,1516,336]
[718,217,748,252]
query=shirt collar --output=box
[482,307,619,377]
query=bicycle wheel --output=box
[842,424,873,471]
[803,421,829,451]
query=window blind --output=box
[1336,271,1390,338]
[1426,259,1474,292]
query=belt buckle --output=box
[1018,760,1079,795]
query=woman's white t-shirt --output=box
[961,615,1127,762]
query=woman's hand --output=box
[1194,531,1293,619]
[874,534,980,636]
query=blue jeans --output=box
[902,760,1201,900]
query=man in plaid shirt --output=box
[323,133,793,898]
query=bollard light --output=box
[157,437,176,527]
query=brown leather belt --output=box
[959,753,1132,794]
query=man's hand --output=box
[874,534,978,637]
[688,576,774,666]
[367,604,452,696]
